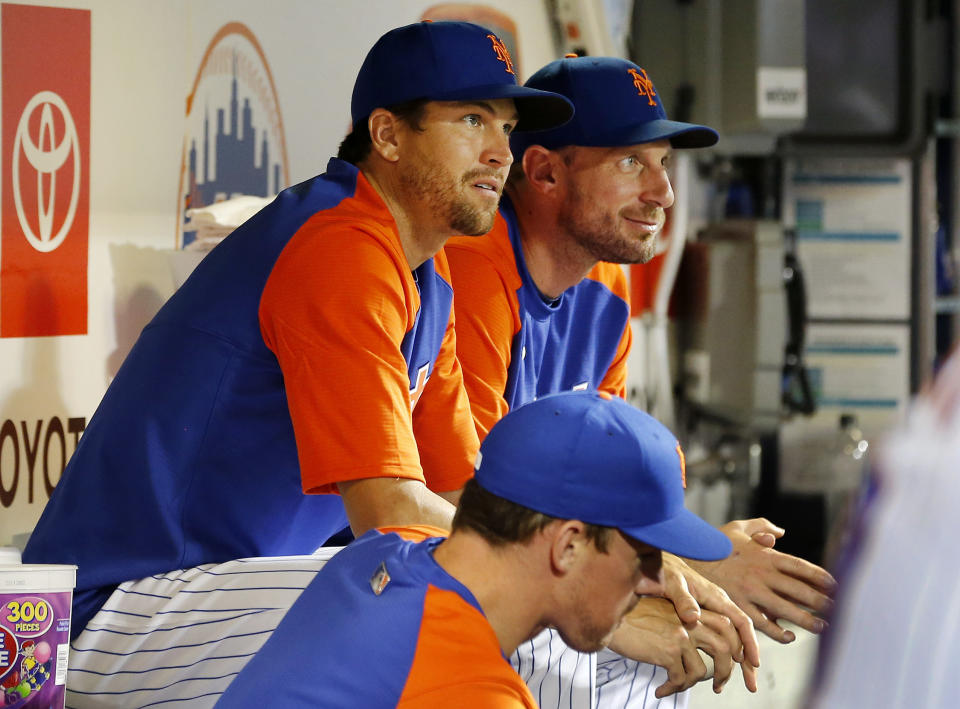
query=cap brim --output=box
[517,117,719,151]
[622,509,732,561]
[434,83,574,132]
[612,118,719,149]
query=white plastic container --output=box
[0,564,76,708]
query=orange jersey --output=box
[261,167,478,494]
[446,196,631,439]
[24,160,478,638]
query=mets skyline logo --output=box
[176,23,289,248]
[11,91,80,253]
[628,68,658,107]
[487,33,515,75]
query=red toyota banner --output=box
[1,3,90,337]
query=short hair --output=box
[336,98,430,165]
[452,477,612,552]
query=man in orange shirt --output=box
[26,21,573,708]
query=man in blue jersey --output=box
[216,391,735,708]
[21,21,573,707]
[446,56,837,705]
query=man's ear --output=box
[369,108,401,163]
[548,519,588,575]
[522,146,563,196]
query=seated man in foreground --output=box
[216,390,733,707]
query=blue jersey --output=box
[24,159,478,636]
[445,194,632,438]
[216,530,537,708]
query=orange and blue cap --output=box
[511,56,718,156]
[474,391,732,561]
[351,21,574,132]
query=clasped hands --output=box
[606,518,836,697]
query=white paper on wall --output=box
[783,157,912,320]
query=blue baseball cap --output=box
[474,391,731,561]
[351,21,574,132]
[511,56,718,156]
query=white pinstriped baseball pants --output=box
[65,550,689,709]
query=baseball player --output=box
[215,391,735,708]
[22,19,572,703]
[445,56,836,706]
[807,346,960,708]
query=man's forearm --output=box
[337,477,458,537]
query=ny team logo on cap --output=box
[627,68,658,106]
[676,442,687,487]
[486,34,515,75]
[474,391,732,561]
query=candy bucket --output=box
[0,565,76,708]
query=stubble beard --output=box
[557,604,630,655]
[559,185,661,265]
[402,163,498,237]
[449,195,496,236]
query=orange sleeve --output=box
[411,251,480,492]
[402,682,536,708]
[399,586,538,709]
[598,320,631,398]
[592,262,632,399]
[260,220,423,494]
[444,238,521,441]
[375,524,448,542]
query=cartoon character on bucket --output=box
[2,640,51,705]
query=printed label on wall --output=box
[177,22,289,248]
[1,4,91,337]
[757,66,807,120]
[784,158,911,320]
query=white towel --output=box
[184,194,274,251]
